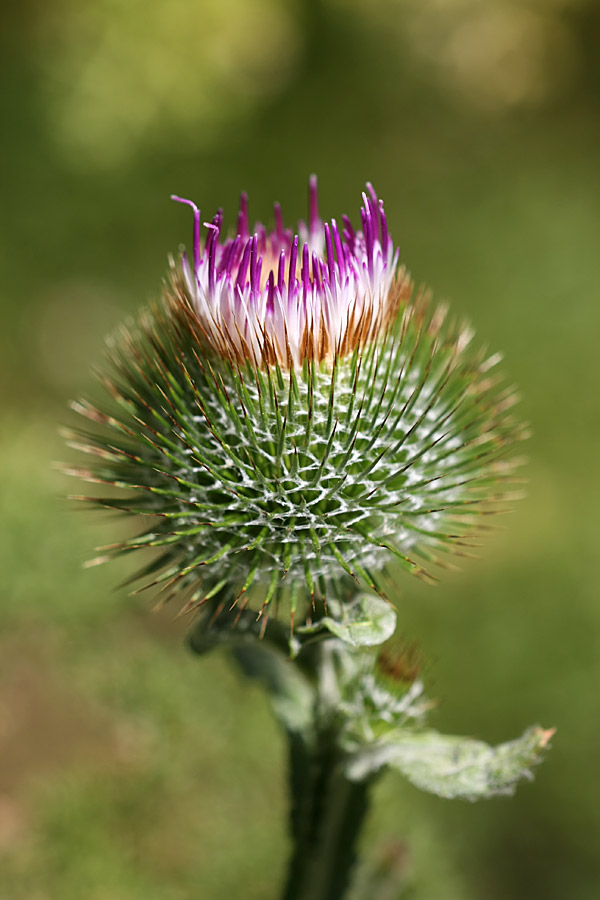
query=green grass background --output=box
[1,2,599,898]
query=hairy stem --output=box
[282,728,373,900]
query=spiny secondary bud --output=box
[65,178,526,630]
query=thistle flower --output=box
[171,176,399,369]
[66,178,525,629]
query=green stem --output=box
[282,729,373,900]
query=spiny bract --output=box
[66,180,526,628]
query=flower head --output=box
[67,179,526,630]
[171,176,403,368]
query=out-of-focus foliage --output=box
[35,0,301,169]
[1,0,599,897]
[334,0,585,110]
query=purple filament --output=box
[172,178,396,344]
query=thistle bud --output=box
[67,178,525,629]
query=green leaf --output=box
[298,594,397,648]
[187,604,288,657]
[187,606,314,735]
[345,725,554,800]
[232,643,315,735]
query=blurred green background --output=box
[1,0,599,897]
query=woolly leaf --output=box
[345,725,555,799]
[298,594,397,648]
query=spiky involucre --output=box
[66,268,525,627]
